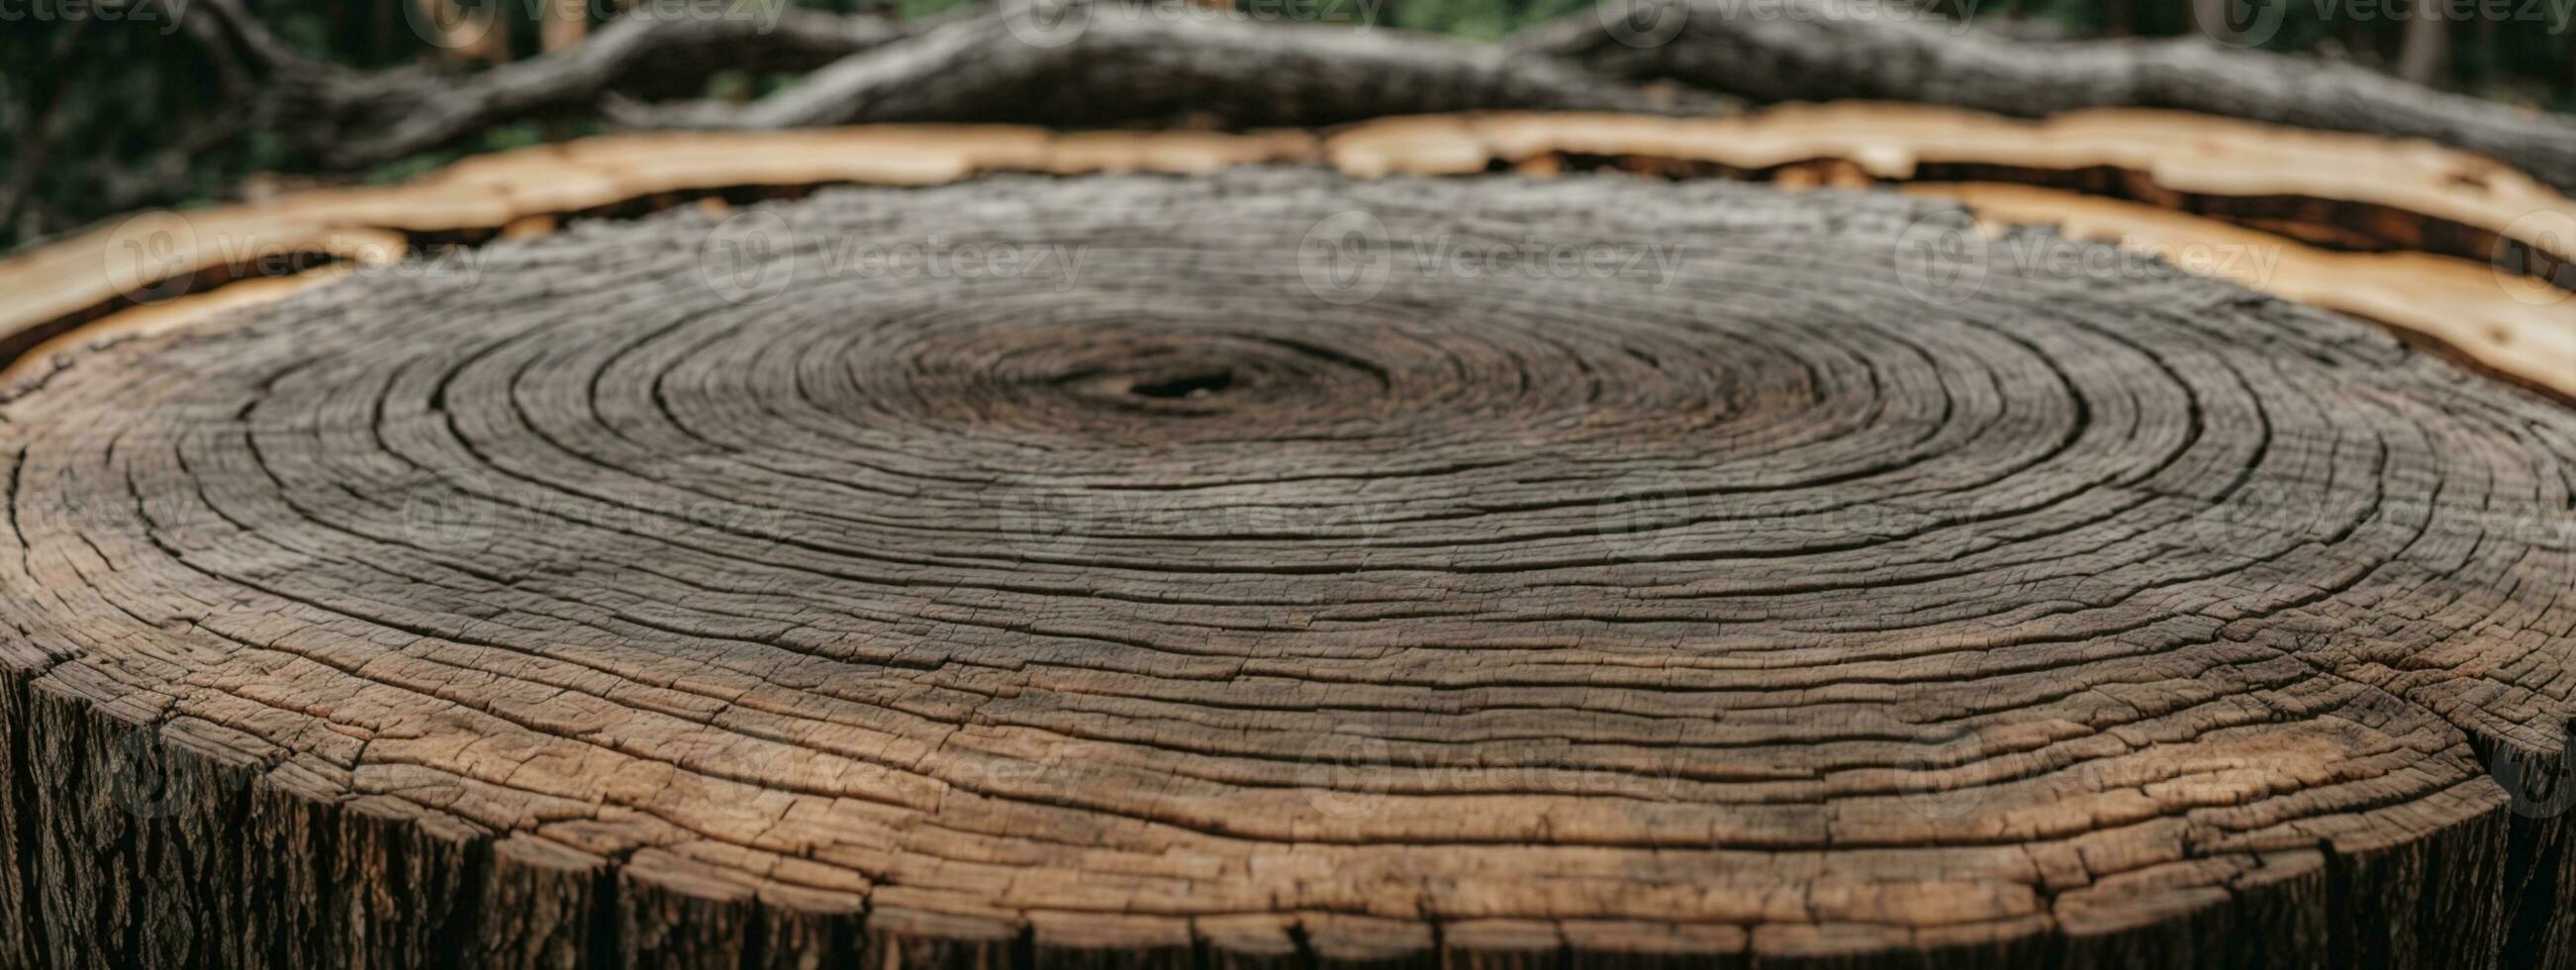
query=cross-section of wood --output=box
[3,170,2571,969]
[8,106,2574,398]
[0,126,1322,371]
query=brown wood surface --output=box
[3,168,2573,968]
[8,107,2571,399]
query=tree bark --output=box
[1519,0,2576,192]
[3,168,2573,968]
[603,4,1695,133]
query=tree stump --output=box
[11,109,2574,399]
[3,169,2573,969]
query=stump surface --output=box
[3,170,2574,968]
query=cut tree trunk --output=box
[9,108,2570,398]
[3,168,2573,969]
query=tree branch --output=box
[153,0,2576,197]
[1520,0,2576,191]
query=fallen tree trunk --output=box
[152,0,2576,193]
[1519,0,2576,192]
[3,168,2573,969]
[598,4,1698,133]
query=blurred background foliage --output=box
[4,0,2574,249]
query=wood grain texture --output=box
[3,170,2572,967]
[1895,182,2576,405]
[8,108,2571,398]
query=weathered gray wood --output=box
[180,0,2576,197]
[2,170,2573,967]
[1525,0,2576,192]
